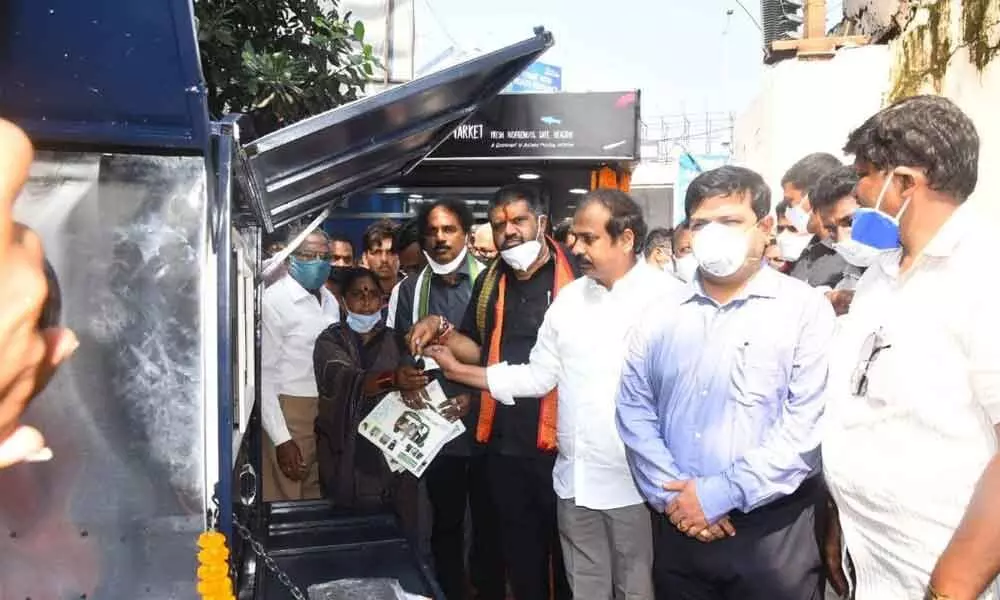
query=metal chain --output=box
[231,514,308,600]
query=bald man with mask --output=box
[469,224,498,263]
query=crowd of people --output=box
[2,93,998,600]
[255,94,1000,600]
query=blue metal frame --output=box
[0,0,210,152]
[212,117,240,541]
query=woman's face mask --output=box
[346,310,382,334]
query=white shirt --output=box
[385,278,403,329]
[823,204,1000,599]
[486,262,683,510]
[261,274,341,445]
[261,254,288,288]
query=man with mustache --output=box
[324,234,356,302]
[390,198,503,600]
[420,188,675,600]
[328,234,355,268]
[408,184,578,600]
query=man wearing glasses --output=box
[261,227,341,501]
[823,95,1000,600]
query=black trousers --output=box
[425,454,504,600]
[653,478,824,600]
[488,454,571,600]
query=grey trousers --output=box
[557,498,654,600]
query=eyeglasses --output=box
[851,329,892,397]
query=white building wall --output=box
[733,45,892,205]
[736,0,999,223]
[919,1,1000,222]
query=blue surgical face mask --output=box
[346,310,382,334]
[851,172,911,250]
[288,257,331,290]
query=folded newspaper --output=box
[359,381,464,477]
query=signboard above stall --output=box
[426,90,640,162]
[503,61,562,93]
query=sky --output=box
[413,0,847,120]
[413,0,769,118]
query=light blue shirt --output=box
[615,266,834,523]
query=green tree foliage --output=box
[195,0,381,134]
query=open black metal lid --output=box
[241,28,553,231]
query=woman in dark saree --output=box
[313,268,417,532]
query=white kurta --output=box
[486,263,682,510]
[823,205,1000,599]
[260,274,340,445]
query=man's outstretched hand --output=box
[0,118,78,469]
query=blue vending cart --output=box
[0,1,552,597]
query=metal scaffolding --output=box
[639,112,736,163]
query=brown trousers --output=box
[263,395,321,502]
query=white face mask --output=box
[673,254,699,283]
[775,230,813,261]
[424,246,469,275]
[833,237,880,268]
[499,217,544,272]
[500,240,542,271]
[786,203,812,233]
[692,222,753,278]
[346,310,382,334]
[660,257,676,275]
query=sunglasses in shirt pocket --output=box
[731,340,787,407]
